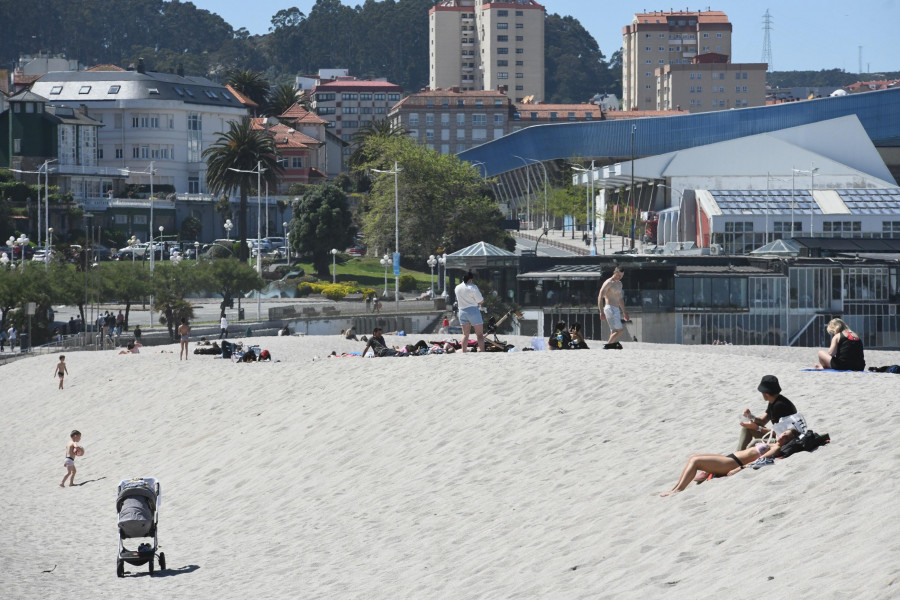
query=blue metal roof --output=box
[459,87,900,177]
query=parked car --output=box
[347,246,365,257]
[113,247,145,261]
[266,236,286,250]
[87,243,113,260]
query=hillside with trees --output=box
[0,0,621,103]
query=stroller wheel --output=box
[158,552,166,571]
[116,559,124,578]
[148,557,154,575]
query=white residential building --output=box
[30,67,248,197]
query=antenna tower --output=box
[761,9,774,71]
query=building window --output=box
[425,113,434,126]
[115,146,123,159]
[497,9,508,16]
[497,35,508,42]
[360,93,372,100]
[549,112,558,121]
[388,93,401,101]
[456,113,465,126]
[516,73,523,79]
[457,129,465,140]
[472,114,487,126]
[341,93,358,101]
[497,23,508,29]
[426,130,434,140]
[375,93,386,100]
[497,59,508,66]
[188,175,200,194]
[78,86,91,94]
[497,72,508,79]
[291,157,303,168]
[497,48,508,54]
[493,114,504,125]
[515,85,523,91]
[441,113,450,126]
[50,86,62,95]
[441,129,450,141]
[472,129,487,140]
[515,48,523,54]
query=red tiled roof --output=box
[514,104,683,121]
[250,118,322,149]
[279,102,329,124]
[391,88,510,110]
[225,84,258,108]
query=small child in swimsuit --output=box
[54,355,69,390]
[60,430,81,487]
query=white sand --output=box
[1,336,899,599]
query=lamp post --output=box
[9,234,28,272]
[380,254,392,298]
[0,252,8,268]
[371,161,402,311]
[224,218,233,240]
[629,123,637,249]
[331,248,339,284]
[128,235,139,264]
[427,255,437,297]
[439,253,448,297]
[119,162,155,271]
[571,162,597,255]
[283,221,289,265]
[194,241,200,262]
[47,227,53,263]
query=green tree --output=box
[267,83,299,117]
[544,13,618,103]
[150,262,200,341]
[360,136,513,261]
[195,257,264,313]
[181,216,203,241]
[203,118,281,261]
[289,183,356,278]
[226,69,271,114]
[102,262,152,329]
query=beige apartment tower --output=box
[429,0,545,103]
[623,10,732,111]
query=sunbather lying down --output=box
[660,428,799,497]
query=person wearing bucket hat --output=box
[735,375,798,451]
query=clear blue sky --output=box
[184,0,899,74]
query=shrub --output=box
[297,282,313,297]
[398,273,417,292]
[321,284,350,301]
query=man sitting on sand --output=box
[737,375,797,451]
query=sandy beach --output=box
[1,335,898,599]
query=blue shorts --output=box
[459,306,483,326]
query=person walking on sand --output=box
[454,272,485,353]
[60,430,82,487]
[219,312,228,340]
[178,318,191,361]
[598,266,628,349]
[54,355,69,389]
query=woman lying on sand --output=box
[660,428,799,496]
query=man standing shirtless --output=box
[598,266,629,349]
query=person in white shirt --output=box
[219,313,228,340]
[454,272,485,353]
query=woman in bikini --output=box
[660,428,799,496]
[178,318,191,361]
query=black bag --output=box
[780,430,830,458]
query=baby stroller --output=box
[116,477,166,577]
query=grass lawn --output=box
[289,257,435,290]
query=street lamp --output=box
[331,248,339,284]
[379,254,392,298]
[370,161,402,311]
[170,251,183,266]
[119,162,155,271]
[0,252,8,268]
[571,162,598,255]
[47,227,53,263]
[224,218,233,240]
[8,234,28,272]
[516,156,548,229]
[427,254,437,297]
[439,253,448,298]
[128,235,139,264]
[8,158,56,253]
[282,221,289,265]
[194,241,200,262]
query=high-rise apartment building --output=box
[623,10,732,111]
[309,77,402,157]
[429,0,545,103]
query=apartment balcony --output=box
[461,78,475,85]
[461,17,474,23]
[461,41,474,47]
[462,66,474,72]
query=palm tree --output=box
[348,118,407,171]
[267,83,299,117]
[203,118,281,260]
[226,69,271,116]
